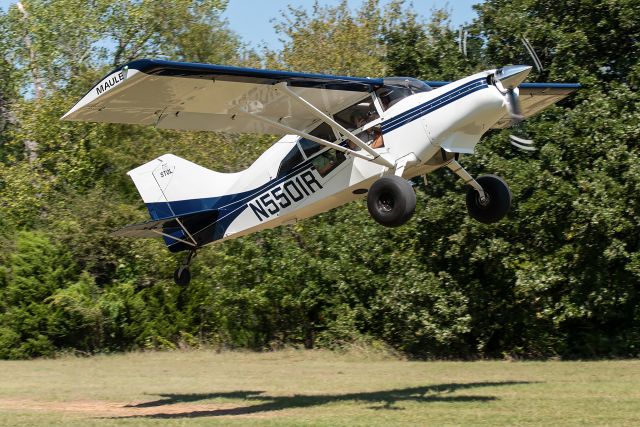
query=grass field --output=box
[0,349,639,426]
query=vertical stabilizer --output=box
[127,154,241,220]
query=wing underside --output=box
[62,59,384,134]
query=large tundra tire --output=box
[466,174,512,224]
[367,175,416,227]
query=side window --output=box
[302,123,346,177]
[311,150,346,178]
[300,122,336,158]
[333,96,379,131]
[332,95,384,149]
[300,138,323,158]
[277,145,304,177]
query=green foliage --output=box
[473,0,640,85]
[0,0,639,360]
[266,0,388,75]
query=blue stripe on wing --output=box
[126,59,384,92]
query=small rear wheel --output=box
[466,174,512,224]
[367,175,416,227]
[174,266,191,286]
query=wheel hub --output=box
[478,193,490,207]
[378,192,394,212]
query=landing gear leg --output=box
[446,160,512,224]
[446,160,488,204]
[174,250,196,286]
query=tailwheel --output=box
[466,174,512,224]
[174,266,191,286]
[367,175,416,227]
[174,250,196,286]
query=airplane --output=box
[62,59,580,285]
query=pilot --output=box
[352,113,384,149]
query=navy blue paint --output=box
[126,59,383,92]
[426,81,581,90]
[382,78,486,130]
[519,82,581,90]
[379,78,581,135]
[83,58,579,107]
[381,78,488,134]
[147,160,316,250]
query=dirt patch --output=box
[0,397,281,419]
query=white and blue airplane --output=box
[62,60,579,285]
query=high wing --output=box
[62,59,385,135]
[62,58,579,136]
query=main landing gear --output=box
[174,250,196,286]
[367,175,416,227]
[447,160,512,224]
[366,156,512,228]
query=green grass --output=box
[0,349,639,426]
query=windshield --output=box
[376,77,432,110]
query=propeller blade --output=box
[509,134,535,145]
[522,37,544,73]
[509,134,536,151]
[506,88,524,123]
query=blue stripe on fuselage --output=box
[381,78,488,134]
[146,160,317,249]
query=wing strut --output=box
[150,229,198,247]
[239,110,378,163]
[274,83,394,168]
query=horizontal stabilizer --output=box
[113,209,220,252]
[113,217,184,239]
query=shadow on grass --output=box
[116,381,532,419]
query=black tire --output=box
[367,175,416,227]
[174,266,191,286]
[466,174,512,224]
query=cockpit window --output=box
[376,77,432,110]
[333,97,379,131]
[277,144,304,177]
[299,122,336,159]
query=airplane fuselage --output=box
[214,70,507,245]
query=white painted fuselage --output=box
[128,69,507,249]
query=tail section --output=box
[125,154,243,251]
[127,154,241,220]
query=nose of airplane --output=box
[495,65,532,89]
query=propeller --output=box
[494,65,536,151]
